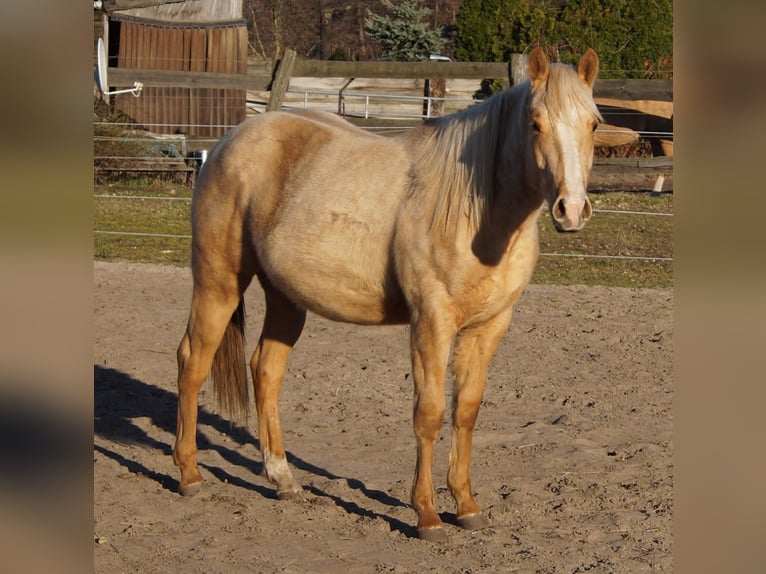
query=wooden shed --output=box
[99,0,247,138]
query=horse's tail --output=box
[211,299,249,424]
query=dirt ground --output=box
[94,261,672,573]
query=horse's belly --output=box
[260,221,407,325]
[270,260,407,324]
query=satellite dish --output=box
[96,37,109,93]
[96,37,143,97]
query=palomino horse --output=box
[173,47,601,542]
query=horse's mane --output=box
[410,90,510,235]
[410,62,601,236]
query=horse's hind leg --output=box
[251,283,306,500]
[448,308,514,530]
[174,275,244,496]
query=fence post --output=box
[338,77,355,116]
[267,48,297,112]
[509,53,528,86]
[424,77,446,117]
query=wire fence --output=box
[93,193,673,264]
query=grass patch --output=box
[535,191,673,288]
[94,182,193,266]
[94,182,672,288]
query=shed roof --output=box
[104,0,242,23]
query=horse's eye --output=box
[532,121,542,134]
[592,121,599,132]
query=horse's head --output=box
[525,47,601,232]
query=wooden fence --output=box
[102,52,673,190]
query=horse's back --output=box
[194,110,412,324]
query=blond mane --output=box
[409,92,508,235]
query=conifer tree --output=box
[364,0,445,61]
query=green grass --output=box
[94,182,672,288]
[94,182,193,266]
[535,191,673,288]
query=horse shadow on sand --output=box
[94,365,431,537]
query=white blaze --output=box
[554,119,587,224]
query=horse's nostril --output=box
[553,198,566,220]
[582,197,593,221]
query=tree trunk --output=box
[271,0,284,61]
[320,1,332,59]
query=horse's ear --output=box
[527,46,549,84]
[577,48,599,88]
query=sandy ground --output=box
[94,261,672,573]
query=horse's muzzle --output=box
[551,196,593,232]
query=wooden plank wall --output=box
[115,20,246,137]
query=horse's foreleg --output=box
[409,312,454,542]
[252,286,306,500]
[448,309,513,530]
[174,287,242,496]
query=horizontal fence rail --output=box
[107,62,673,101]
[285,88,479,119]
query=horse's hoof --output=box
[417,526,449,543]
[457,512,490,531]
[179,481,203,497]
[277,488,306,502]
